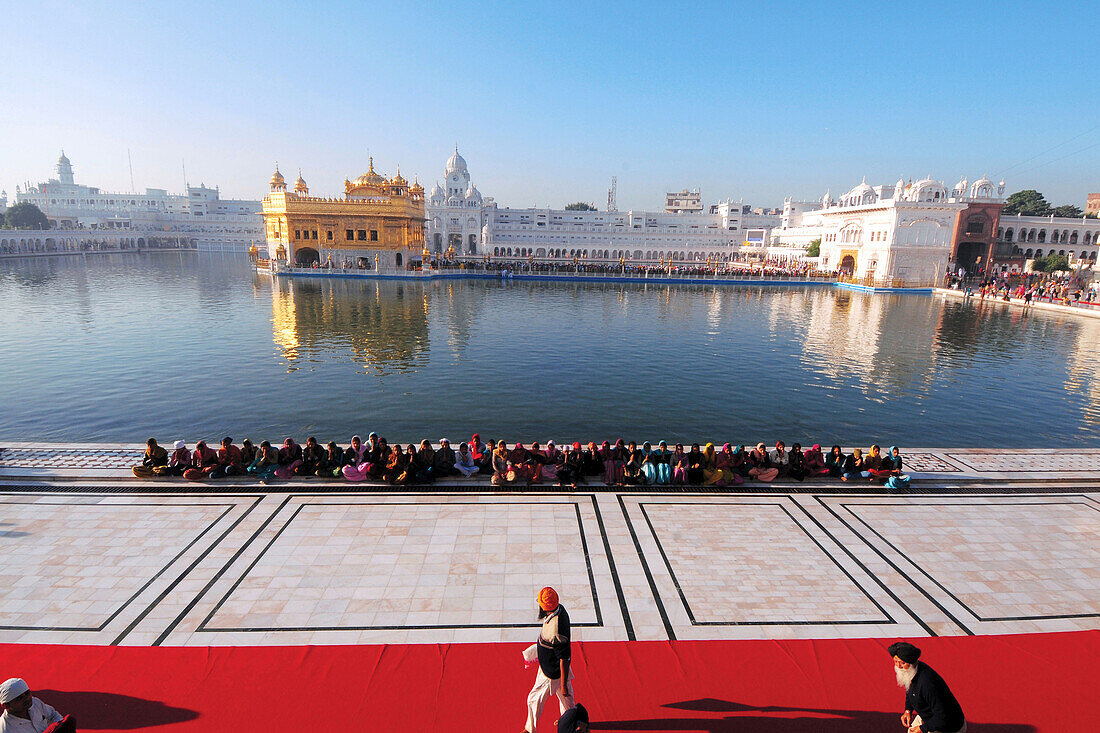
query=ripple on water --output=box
[1,254,1097,446]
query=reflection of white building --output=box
[425,149,779,262]
[773,176,1004,284]
[799,287,938,390]
[15,152,263,252]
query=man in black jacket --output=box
[889,641,966,733]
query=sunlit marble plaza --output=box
[1,446,1097,650]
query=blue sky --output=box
[2,1,1097,209]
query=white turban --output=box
[0,678,29,704]
[174,440,185,450]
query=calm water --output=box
[3,252,1098,446]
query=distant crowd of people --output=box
[948,271,1098,307]
[132,436,910,488]
[432,259,827,279]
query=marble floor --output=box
[0,488,1096,647]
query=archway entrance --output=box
[295,247,319,266]
[954,242,986,276]
[839,254,856,275]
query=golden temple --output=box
[261,158,425,270]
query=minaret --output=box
[57,150,74,185]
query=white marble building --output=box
[15,152,263,252]
[996,215,1100,263]
[773,176,1003,284]
[425,149,780,262]
[425,148,493,255]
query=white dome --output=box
[906,177,947,202]
[843,178,875,205]
[429,182,444,200]
[465,182,481,203]
[446,147,468,176]
[970,176,995,199]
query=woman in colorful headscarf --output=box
[640,442,659,485]
[491,440,516,486]
[541,441,562,481]
[825,445,845,477]
[748,442,779,482]
[557,442,585,488]
[274,437,304,479]
[803,444,828,476]
[599,440,624,486]
[885,445,903,474]
[654,441,672,484]
[247,440,279,483]
[381,444,408,484]
[868,445,903,481]
[842,447,865,481]
[671,443,689,484]
[863,444,887,481]
[701,443,725,486]
[731,445,751,479]
[341,435,371,481]
[716,443,744,486]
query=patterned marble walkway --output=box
[0,488,1096,647]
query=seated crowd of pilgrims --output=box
[132,436,911,488]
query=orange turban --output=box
[537,586,559,612]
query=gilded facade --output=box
[262,158,425,270]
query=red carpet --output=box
[2,631,1092,731]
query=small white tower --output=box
[56,150,74,185]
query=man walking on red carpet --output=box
[889,641,966,733]
[523,587,575,732]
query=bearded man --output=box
[889,641,966,733]
[0,678,74,733]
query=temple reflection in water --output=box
[268,276,432,375]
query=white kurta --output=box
[0,698,63,733]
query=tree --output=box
[1051,204,1083,218]
[1002,190,1052,217]
[1032,254,1070,272]
[805,238,821,257]
[3,202,49,229]
[564,202,596,211]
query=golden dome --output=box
[354,156,385,187]
[294,169,308,195]
[270,164,286,190]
